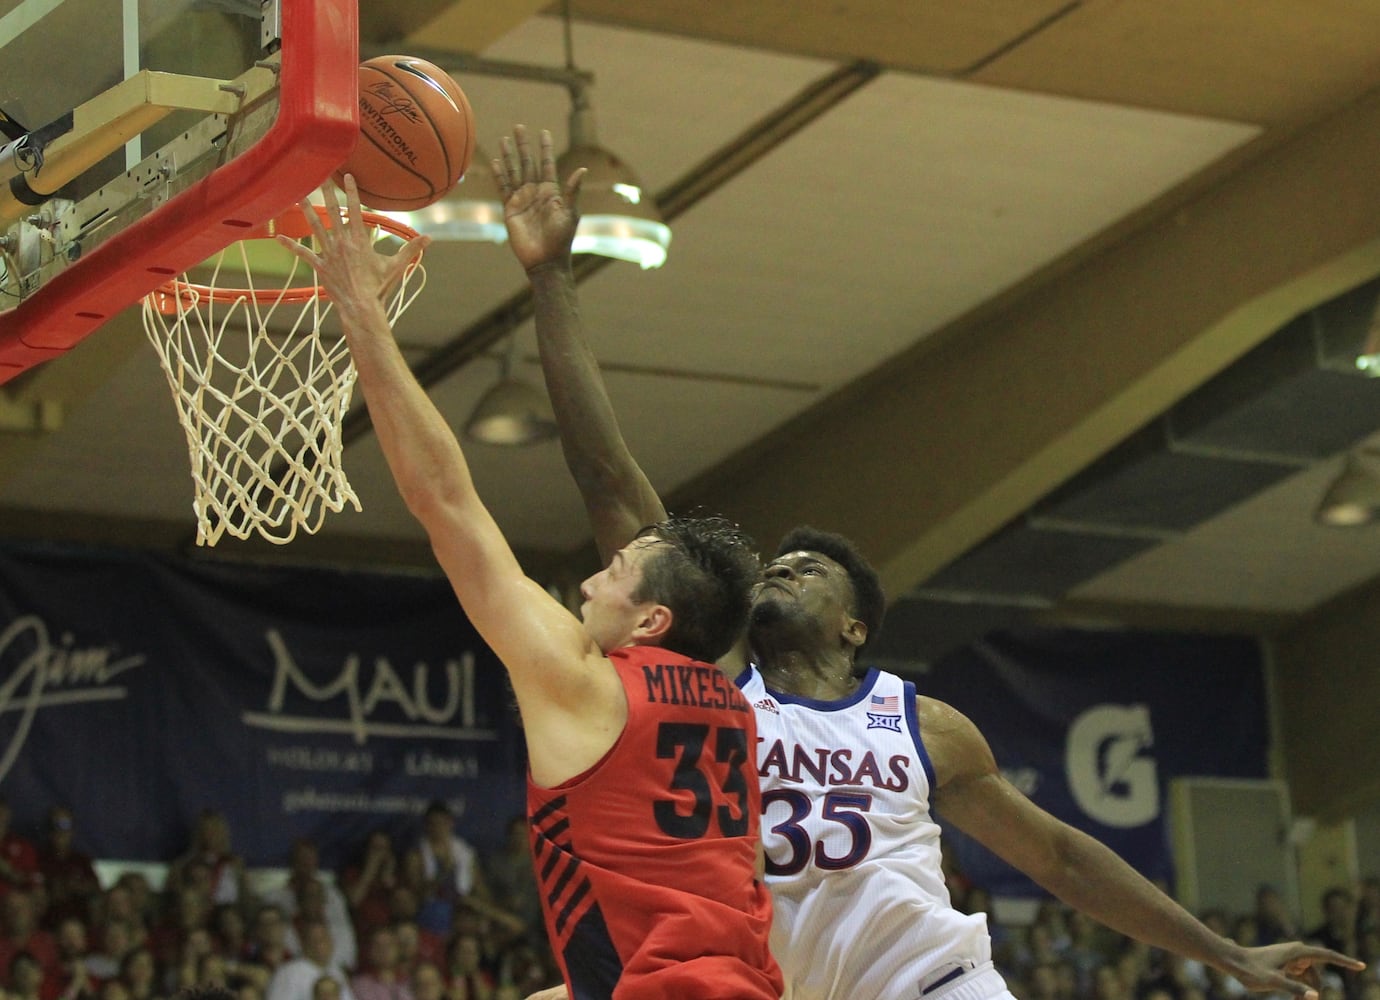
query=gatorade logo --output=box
[1064,704,1159,828]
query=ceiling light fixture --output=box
[385,147,508,244]
[463,337,558,446]
[558,94,670,269]
[1315,447,1380,527]
[555,0,670,270]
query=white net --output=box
[141,218,424,546]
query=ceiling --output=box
[5,0,1380,672]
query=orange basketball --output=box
[335,55,476,212]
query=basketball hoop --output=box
[141,204,425,546]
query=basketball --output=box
[335,55,476,212]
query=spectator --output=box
[1252,885,1296,946]
[36,810,99,932]
[1094,964,1128,1000]
[491,941,555,1000]
[85,922,135,983]
[338,837,394,949]
[1114,940,1152,999]
[445,909,504,981]
[1310,888,1358,953]
[1028,962,1062,1000]
[385,923,434,982]
[9,952,45,1000]
[413,807,487,939]
[99,979,129,1000]
[283,884,353,976]
[403,965,440,1000]
[242,909,290,976]
[0,804,40,902]
[192,955,229,993]
[262,846,351,973]
[147,890,209,975]
[478,822,537,950]
[166,930,215,996]
[347,928,409,1000]
[167,815,248,913]
[94,891,140,952]
[109,879,155,939]
[1066,910,1111,997]
[1034,901,1074,955]
[0,894,59,986]
[117,949,159,1000]
[1307,885,1362,999]
[207,910,244,968]
[52,918,97,1000]
[263,922,353,1000]
[441,934,492,1000]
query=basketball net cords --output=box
[141,228,426,546]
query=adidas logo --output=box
[754,698,779,715]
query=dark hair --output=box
[774,525,885,655]
[633,516,760,663]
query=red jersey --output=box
[527,646,781,1000]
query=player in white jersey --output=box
[741,662,994,1000]
[493,124,1366,1000]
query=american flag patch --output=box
[867,693,902,731]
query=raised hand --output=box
[495,124,586,273]
[276,175,428,319]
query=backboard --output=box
[0,0,359,383]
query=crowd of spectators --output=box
[0,799,556,1000]
[948,875,1380,1000]
[0,794,1376,1000]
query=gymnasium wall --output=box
[1272,573,1380,819]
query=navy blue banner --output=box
[918,628,1267,897]
[0,541,527,867]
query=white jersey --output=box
[739,665,996,1000]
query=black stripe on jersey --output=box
[540,846,563,881]
[548,853,581,907]
[564,903,622,999]
[531,797,566,826]
[554,876,591,936]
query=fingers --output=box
[341,172,365,229]
[316,180,344,237]
[390,234,431,282]
[274,232,316,265]
[496,131,521,197]
[494,124,566,197]
[493,151,511,198]
[540,129,557,184]
[565,165,587,208]
[514,122,537,184]
[1288,947,1367,972]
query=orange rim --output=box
[147,205,420,315]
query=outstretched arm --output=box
[922,696,1364,999]
[496,125,667,565]
[278,179,624,781]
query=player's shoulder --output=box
[912,694,996,786]
[913,692,969,729]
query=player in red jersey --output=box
[280,177,782,1000]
